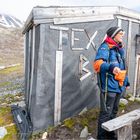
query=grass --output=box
[0,106,21,140]
[0,82,11,88]
[0,64,21,75]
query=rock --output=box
[132,134,137,140]
[79,107,87,115]
[120,98,128,106]
[80,126,88,138]
[42,132,48,139]
[11,101,25,107]
[1,103,8,106]
[87,136,96,140]
[128,96,135,102]
[0,127,7,139]
[135,97,140,102]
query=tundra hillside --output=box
[0,26,24,140]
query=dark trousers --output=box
[97,92,121,140]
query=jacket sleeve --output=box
[124,76,130,87]
[93,43,116,73]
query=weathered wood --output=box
[102,109,140,140]
[102,109,140,131]
[54,51,63,126]
[133,55,140,97]
[29,26,36,110]
[117,123,132,140]
[54,15,114,24]
[33,15,114,25]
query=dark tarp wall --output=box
[24,19,119,131]
[129,22,140,93]
[121,20,129,52]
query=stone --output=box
[80,126,88,138]
[0,127,7,139]
[135,97,140,102]
[87,136,96,140]
[120,98,128,105]
[79,107,87,115]
[42,132,48,139]
[132,134,137,140]
[128,96,135,102]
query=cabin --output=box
[23,6,140,132]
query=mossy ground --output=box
[0,95,140,140]
[0,107,13,126]
[1,125,18,140]
[0,106,18,140]
[30,95,140,140]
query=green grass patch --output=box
[0,64,21,75]
[63,107,99,132]
[0,81,11,87]
[64,118,75,129]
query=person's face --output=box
[114,31,125,43]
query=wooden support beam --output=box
[117,123,132,140]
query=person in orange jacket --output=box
[93,26,130,139]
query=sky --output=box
[0,0,140,21]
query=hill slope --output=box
[0,26,24,95]
[0,13,23,28]
[0,26,24,66]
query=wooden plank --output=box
[54,51,63,126]
[116,15,140,24]
[79,54,91,81]
[85,30,97,50]
[29,26,36,111]
[50,25,69,31]
[26,29,32,108]
[33,7,118,19]
[117,18,122,27]
[133,55,140,97]
[102,109,140,131]
[33,15,114,25]
[54,15,114,24]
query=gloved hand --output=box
[113,67,121,75]
[114,70,126,86]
